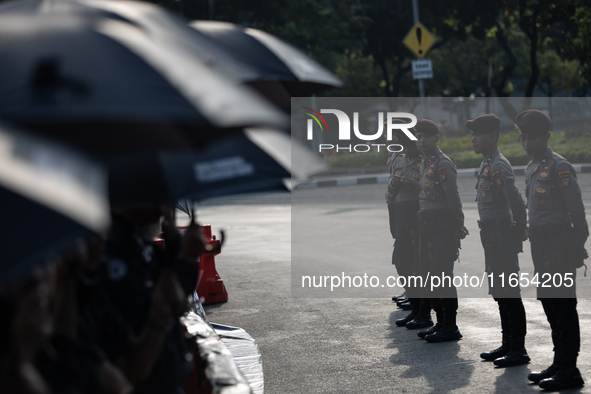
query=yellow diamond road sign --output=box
[403,22,435,58]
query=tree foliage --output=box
[146,0,590,98]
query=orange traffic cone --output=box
[196,225,228,305]
[155,225,228,305]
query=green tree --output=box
[145,0,590,100]
[537,46,584,98]
[359,0,502,97]
[326,51,383,97]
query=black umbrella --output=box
[190,21,344,105]
[0,124,109,286]
[0,12,286,156]
[0,0,342,110]
[0,3,325,207]
[0,0,263,84]
[108,128,325,206]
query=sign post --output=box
[404,0,435,116]
[411,59,433,79]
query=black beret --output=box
[465,114,500,134]
[514,109,552,134]
[414,119,439,135]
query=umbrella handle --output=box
[205,230,224,253]
[191,207,224,253]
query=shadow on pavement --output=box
[494,364,540,393]
[387,309,475,394]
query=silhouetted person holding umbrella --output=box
[105,204,206,394]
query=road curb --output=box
[295,163,591,190]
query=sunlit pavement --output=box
[196,175,591,393]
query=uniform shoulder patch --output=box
[491,170,503,187]
[438,166,448,181]
[558,169,571,188]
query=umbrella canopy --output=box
[190,21,344,102]
[0,1,325,208]
[0,124,109,286]
[0,12,287,155]
[0,0,342,107]
[108,128,325,206]
[0,0,262,83]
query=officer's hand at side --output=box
[388,176,402,193]
[521,228,528,242]
[399,176,420,191]
[459,226,469,239]
[179,220,207,262]
[390,175,402,186]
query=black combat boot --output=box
[424,311,462,342]
[424,325,462,342]
[480,345,509,361]
[397,298,412,310]
[493,348,530,367]
[391,292,406,302]
[406,299,432,329]
[538,367,584,390]
[406,314,433,329]
[493,335,530,367]
[528,351,560,383]
[482,301,513,361]
[418,323,441,339]
[492,299,529,367]
[396,298,421,326]
[528,365,560,384]
[419,307,444,339]
[480,332,511,361]
[395,311,416,326]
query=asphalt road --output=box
[194,173,591,394]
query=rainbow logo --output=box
[303,107,328,131]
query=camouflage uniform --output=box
[417,146,463,326]
[389,152,422,314]
[525,147,587,373]
[518,109,588,389]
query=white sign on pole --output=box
[412,59,433,79]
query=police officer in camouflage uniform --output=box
[386,126,402,242]
[467,114,530,367]
[414,119,468,342]
[517,109,588,390]
[386,120,407,304]
[388,129,432,329]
